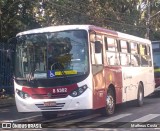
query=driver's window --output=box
[90,34,103,65]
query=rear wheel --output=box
[42,111,58,119]
[136,83,144,107]
[101,88,115,116]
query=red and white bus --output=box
[13,25,155,118]
[152,41,160,90]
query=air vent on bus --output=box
[35,103,65,110]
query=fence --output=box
[0,42,15,95]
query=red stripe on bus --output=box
[22,84,78,99]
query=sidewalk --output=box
[0,97,15,108]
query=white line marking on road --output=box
[0,120,13,123]
[131,114,160,122]
[90,113,131,122]
[119,114,160,128]
[81,113,132,128]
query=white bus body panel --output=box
[122,67,155,102]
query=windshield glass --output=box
[153,52,160,67]
[15,30,89,79]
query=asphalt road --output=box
[0,91,160,130]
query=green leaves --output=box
[0,0,159,42]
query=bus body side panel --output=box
[122,67,138,102]
[142,66,155,96]
[92,66,122,110]
[104,66,123,104]
[92,69,106,109]
[122,66,155,102]
[154,68,160,89]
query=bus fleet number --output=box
[53,88,67,93]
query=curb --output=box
[0,98,15,108]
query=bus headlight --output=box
[70,85,88,97]
[16,89,30,99]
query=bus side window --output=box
[115,40,120,65]
[140,44,148,66]
[95,40,103,64]
[130,42,140,66]
[119,40,130,66]
[147,45,152,66]
[105,37,120,65]
[90,34,103,65]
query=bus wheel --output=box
[136,83,144,107]
[42,111,57,119]
[101,89,115,116]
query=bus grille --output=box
[31,93,67,99]
[35,103,65,110]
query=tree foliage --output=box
[0,0,159,42]
[0,0,41,42]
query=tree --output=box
[138,0,160,40]
[0,0,41,42]
[39,0,146,37]
[149,0,160,40]
[0,0,159,42]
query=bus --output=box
[13,25,155,118]
[152,41,160,90]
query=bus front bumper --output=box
[15,88,92,112]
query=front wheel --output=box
[101,89,115,116]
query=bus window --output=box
[147,45,152,67]
[130,42,140,66]
[140,44,148,66]
[119,40,130,66]
[105,37,120,65]
[153,52,160,67]
[91,34,103,65]
[152,41,160,89]
[120,40,128,53]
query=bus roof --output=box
[16,25,92,36]
[117,32,151,44]
[17,25,151,44]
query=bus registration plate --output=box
[44,101,56,106]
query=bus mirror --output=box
[95,41,102,53]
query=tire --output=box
[101,88,115,116]
[42,111,58,119]
[136,83,144,107]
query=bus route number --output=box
[53,88,67,93]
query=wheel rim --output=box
[106,94,114,113]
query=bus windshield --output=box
[153,52,160,67]
[15,30,89,79]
